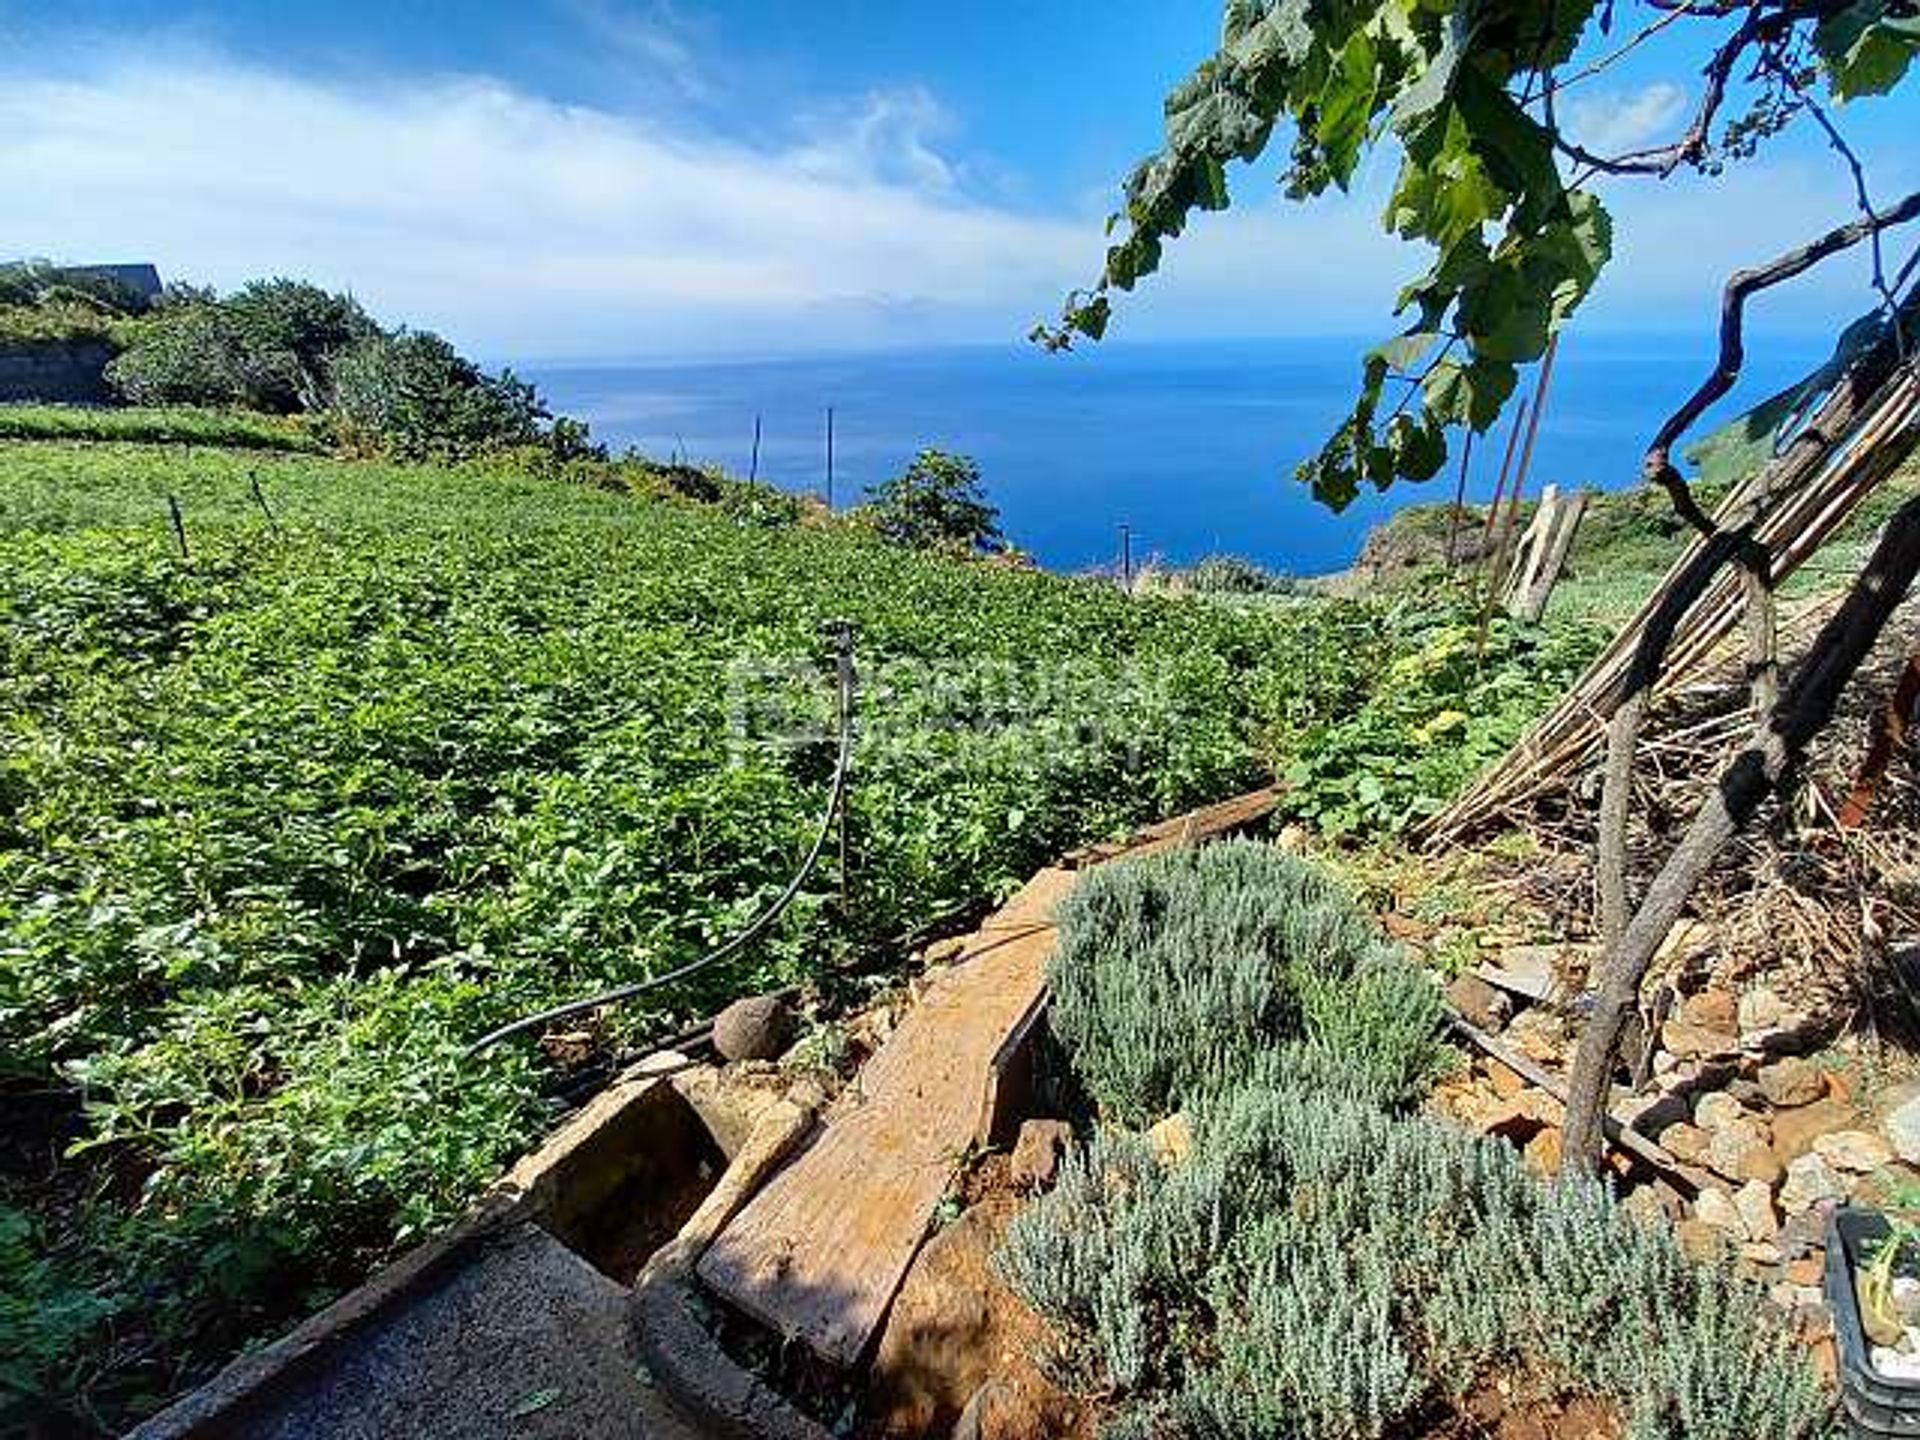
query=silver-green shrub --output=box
[1045,840,1443,1123]
[1003,1076,1832,1439]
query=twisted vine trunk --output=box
[1564,495,1920,1169]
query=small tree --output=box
[865,449,1004,551]
[329,330,549,459]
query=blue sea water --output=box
[528,335,1820,576]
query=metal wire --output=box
[463,619,857,1060]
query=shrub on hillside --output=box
[864,449,1003,551]
[329,331,548,459]
[107,280,378,413]
[1185,553,1290,595]
[1044,841,1443,1123]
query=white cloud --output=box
[1563,81,1688,157]
[0,48,1898,361]
[0,50,1093,358]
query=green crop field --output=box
[0,435,1608,1431]
[0,439,1345,1429]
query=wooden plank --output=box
[695,868,1074,1367]
[1061,785,1281,868]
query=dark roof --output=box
[59,263,164,301]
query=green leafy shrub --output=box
[1268,597,1603,837]
[1045,842,1443,1123]
[1184,553,1290,595]
[863,448,1002,551]
[328,330,547,458]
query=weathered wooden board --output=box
[1060,785,1281,868]
[695,867,1074,1367]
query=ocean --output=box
[528,334,1820,576]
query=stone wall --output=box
[0,340,117,404]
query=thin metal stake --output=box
[750,414,762,484]
[166,494,189,559]
[1120,523,1133,590]
[249,470,282,538]
[825,406,835,509]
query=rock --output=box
[1683,989,1739,1034]
[1695,1186,1748,1238]
[1735,1179,1780,1241]
[1009,1120,1073,1190]
[1523,1125,1563,1175]
[1772,1098,1863,1165]
[1743,1241,1783,1266]
[1777,1210,1828,1262]
[1659,1123,1711,1167]
[1479,946,1563,1003]
[1739,986,1805,1043]
[1623,1183,1683,1227]
[1758,1057,1826,1109]
[1780,1153,1846,1215]
[1695,1092,1750,1132]
[1785,1255,1825,1287]
[631,1047,695,1077]
[1506,1009,1567,1066]
[1478,1092,1560,1147]
[1708,1119,1783,1186]
[1446,973,1512,1032]
[1276,823,1309,853]
[1675,1218,1730,1263]
[1485,1059,1528,1101]
[1146,1112,1194,1168]
[1663,1019,1738,1060]
[1815,1129,1894,1174]
[1885,1088,1920,1165]
[871,1198,1082,1439]
[712,994,795,1063]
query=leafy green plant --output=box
[863,449,1003,552]
[0,404,319,450]
[328,330,548,459]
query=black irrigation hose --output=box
[464,619,857,1060]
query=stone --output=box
[1784,1254,1825,1287]
[1659,1123,1711,1167]
[1682,989,1739,1033]
[1815,1129,1894,1174]
[1695,1092,1750,1131]
[1738,986,1803,1041]
[1506,1009,1567,1066]
[1446,973,1511,1032]
[1675,1218,1730,1263]
[1708,1119,1782,1186]
[1777,1210,1828,1262]
[1735,1179,1780,1241]
[1523,1125,1563,1175]
[1663,1019,1738,1060]
[1478,1092,1560,1147]
[1773,1096,1865,1165]
[871,1197,1082,1439]
[1780,1153,1847,1215]
[1884,1088,1920,1165]
[1694,1186,1747,1238]
[1145,1112,1194,1168]
[1623,1184,1677,1227]
[1758,1057,1826,1109]
[631,1047,695,1077]
[1479,946,1563,1003]
[711,993,795,1063]
[1743,1241,1784,1266]
[1485,1059,1528,1101]
[1008,1120,1073,1190]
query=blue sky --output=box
[2,1,1915,361]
